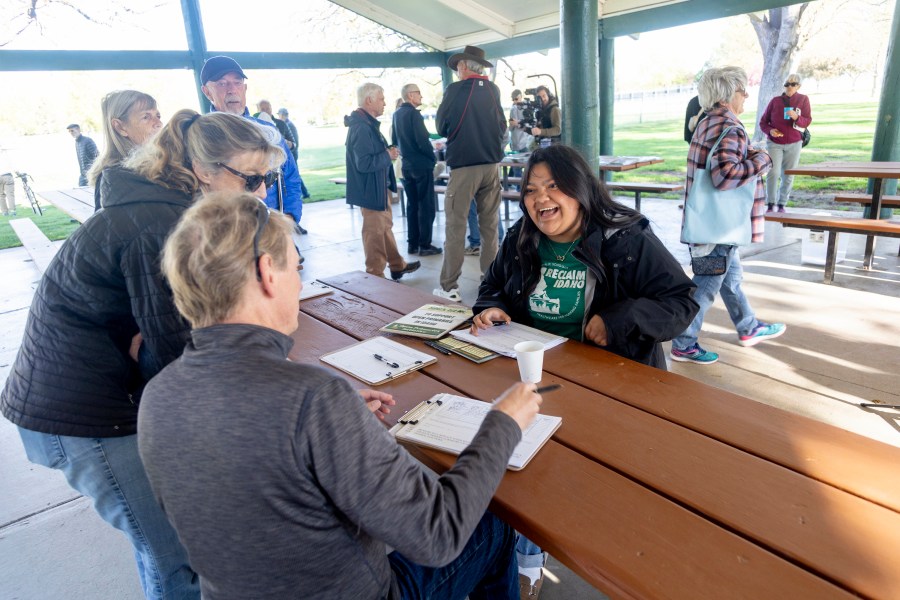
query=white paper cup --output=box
[514,341,545,383]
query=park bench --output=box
[37,188,93,224]
[831,192,900,210]
[766,212,900,283]
[330,177,409,216]
[606,181,684,212]
[8,218,57,274]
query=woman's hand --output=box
[470,309,511,335]
[129,332,143,362]
[770,129,784,139]
[531,127,543,136]
[491,382,542,432]
[584,315,609,346]
[359,389,396,421]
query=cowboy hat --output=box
[447,45,493,70]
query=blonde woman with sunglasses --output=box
[1,110,283,600]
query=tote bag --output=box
[681,126,755,246]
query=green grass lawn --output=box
[0,206,81,250]
[4,102,891,250]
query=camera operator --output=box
[507,89,534,154]
[530,85,561,145]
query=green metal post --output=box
[598,36,615,180]
[868,0,900,218]
[180,0,210,112]
[441,57,454,90]
[560,0,599,172]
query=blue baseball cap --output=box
[200,56,248,84]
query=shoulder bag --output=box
[681,125,756,246]
[782,95,810,147]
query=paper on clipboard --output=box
[320,337,436,386]
[448,322,566,358]
[299,280,334,301]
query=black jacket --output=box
[1,166,193,437]
[474,219,698,369]
[391,102,436,172]
[436,76,507,169]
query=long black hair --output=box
[516,144,643,295]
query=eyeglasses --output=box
[736,88,749,97]
[210,79,245,90]
[252,204,270,282]
[217,163,278,192]
[784,82,800,87]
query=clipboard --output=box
[320,337,437,386]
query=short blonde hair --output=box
[785,73,802,85]
[698,66,748,112]
[162,191,293,328]
[126,110,284,195]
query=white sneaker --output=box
[433,287,462,302]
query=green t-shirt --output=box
[529,239,587,341]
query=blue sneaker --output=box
[671,343,719,364]
[739,322,786,347]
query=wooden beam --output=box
[435,0,515,38]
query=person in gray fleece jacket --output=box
[138,191,544,600]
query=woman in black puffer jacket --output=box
[1,109,284,600]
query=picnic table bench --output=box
[766,212,900,282]
[606,181,684,212]
[37,187,93,224]
[831,193,900,210]
[292,271,900,599]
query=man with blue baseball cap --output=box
[200,55,309,235]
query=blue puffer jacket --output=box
[344,108,396,211]
[0,166,193,437]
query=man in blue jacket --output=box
[392,83,442,257]
[200,56,309,235]
[345,82,420,280]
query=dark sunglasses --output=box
[218,163,279,192]
[784,82,800,87]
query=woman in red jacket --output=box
[758,73,812,213]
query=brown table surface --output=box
[500,155,664,173]
[290,271,900,600]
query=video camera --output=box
[515,88,542,131]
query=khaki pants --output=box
[439,164,501,291]
[360,191,406,276]
[0,174,15,214]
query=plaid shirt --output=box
[685,107,772,243]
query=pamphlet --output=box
[380,303,472,339]
[389,393,562,470]
[449,322,566,358]
[299,280,334,301]
[320,337,436,386]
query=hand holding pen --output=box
[470,309,511,335]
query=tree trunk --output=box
[749,5,809,141]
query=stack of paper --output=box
[449,322,566,358]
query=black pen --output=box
[373,353,400,369]
[535,384,562,394]
[424,341,452,355]
[491,320,508,326]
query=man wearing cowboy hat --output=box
[433,45,507,302]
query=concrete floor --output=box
[2,193,898,599]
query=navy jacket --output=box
[344,109,396,211]
[1,166,193,437]
[391,102,436,172]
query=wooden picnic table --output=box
[499,154,664,173]
[291,271,900,600]
[785,161,900,268]
[37,187,94,223]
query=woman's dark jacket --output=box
[474,218,698,369]
[1,166,193,437]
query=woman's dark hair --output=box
[516,144,643,295]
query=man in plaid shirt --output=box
[672,66,786,365]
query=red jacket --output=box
[759,92,812,145]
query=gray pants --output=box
[766,141,802,206]
[439,163,501,291]
[0,173,15,214]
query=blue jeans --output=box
[516,534,546,569]
[389,512,518,599]
[672,244,758,350]
[18,427,199,600]
[467,200,505,247]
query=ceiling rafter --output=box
[434,0,515,39]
